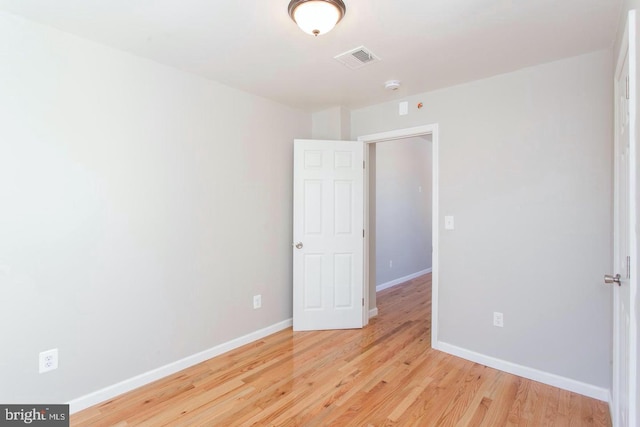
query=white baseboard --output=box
[369,307,379,318]
[434,341,609,402]
[376,268,432,292]
[68,318,293,414]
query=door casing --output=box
[358,124,439,346]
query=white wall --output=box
[352,50,613,390]
[616,2,640,54]
[375,137,432,287]
[0,11,310,404]
[311,106,351,140]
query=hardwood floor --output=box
[71,274,611,426]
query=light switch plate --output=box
[399,101,408,116]
[445,216,454,230]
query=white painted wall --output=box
[311,106,351,140]
[375,137,432,287]
[0,11,310,404]
[616,2,640,54]
[352,50,613,390]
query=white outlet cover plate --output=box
[253,295,262,309]
[39,348,58,373]
[493,312,504,327]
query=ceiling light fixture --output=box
[288,0,346,37]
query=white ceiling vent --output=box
[334,46,380,70]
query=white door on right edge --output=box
[610,11,635,427]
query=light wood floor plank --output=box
[70,274,610,426]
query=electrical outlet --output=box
[493,312,504,328]
[253,295,262,309]
[389,260,393,268]
[39,349,58,373]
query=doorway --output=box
[359,124,439,346]
[374,136,433,292]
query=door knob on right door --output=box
[604,274,621,285]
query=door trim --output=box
[358,124,439,347]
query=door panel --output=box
[293,140,364,331]
[612,11,636,426]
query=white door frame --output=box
[358,124,439,346]
[613,10,638,426]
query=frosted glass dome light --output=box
[288,0,346,37]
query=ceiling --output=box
[0,0,624,112]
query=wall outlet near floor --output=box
[253,295,262,309]
[493,312,504,328]
[389,260,393,268]
[39,348,58,373]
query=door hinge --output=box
[627,255,631,279]
[627,76,630,100]
[362,298,364,307]
[363,160,365,169]
[363,229,365,238]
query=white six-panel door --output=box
[612,10,637,427]
[293,140,364,331]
